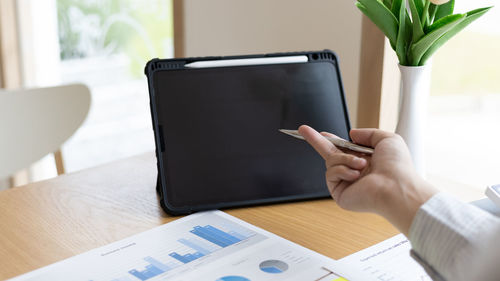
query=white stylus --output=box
[184,56,308,68]
[279,129,374,154]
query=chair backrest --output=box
[0,84,91,179]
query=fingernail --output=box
[355,157,366,165]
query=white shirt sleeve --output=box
[408,193,500,281]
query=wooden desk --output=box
[0,153,398,280]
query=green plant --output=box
[355,0,492,66]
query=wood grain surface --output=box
[0,152,397,280]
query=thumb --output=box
[350,128,395,148]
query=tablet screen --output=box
[152,61,350,210]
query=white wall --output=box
[16,0,61,182]
[17,0,61,87]
[181,0,363,125]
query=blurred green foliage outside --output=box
[431,31,500,96]
[57,0,173,77]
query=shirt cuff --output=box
[409,193,499,280]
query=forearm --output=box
[377,174,438,237]
[408,193,500,280]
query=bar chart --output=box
[11,211,349,281]
[122,224,255,281]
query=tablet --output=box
[145,50,351,215]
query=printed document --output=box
[334,234,431,281]
[9,211,364,281]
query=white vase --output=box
[395,64,432,177]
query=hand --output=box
[298,125,437,236]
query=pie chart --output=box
[216,276,250,281]
[259,260,289,274]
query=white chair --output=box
[0,84,91,180]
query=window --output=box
[426,0,498,199]
[17,0,173,180]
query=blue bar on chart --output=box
[169,251,205,264]
[184,252,204,262]
[128,269,147,280]
[144,256,173,272]
[128,264,164,281]
[128,258,170,281]
[144,264,163,277]
[178,238,213,255]
[169,252,189,264]
[204,225,241,244]
[190,225,242,247]
[190,226,227,247]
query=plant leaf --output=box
[383,0,392,9]
[434,0,455,22]
[356,0,398,47]
[424,13,462,34]
[409,0,425,42]
[421,0,431,29]
[391,0,402,18]
[410,13,465,65]
[414,0,425,18]
[428,4,438,23]
[420,6,492,64]
[396,0,410,65]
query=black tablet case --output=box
[145,50,351,215]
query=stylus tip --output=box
[279,129,303,139]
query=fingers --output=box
[325,155,371,203]
[320,131,339,139]
[298,125,339,159]
[350,128,395,147]
[298,125,371,207]
[325,166,360,202]
[325,153,367,170]
[326,165,361,183]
